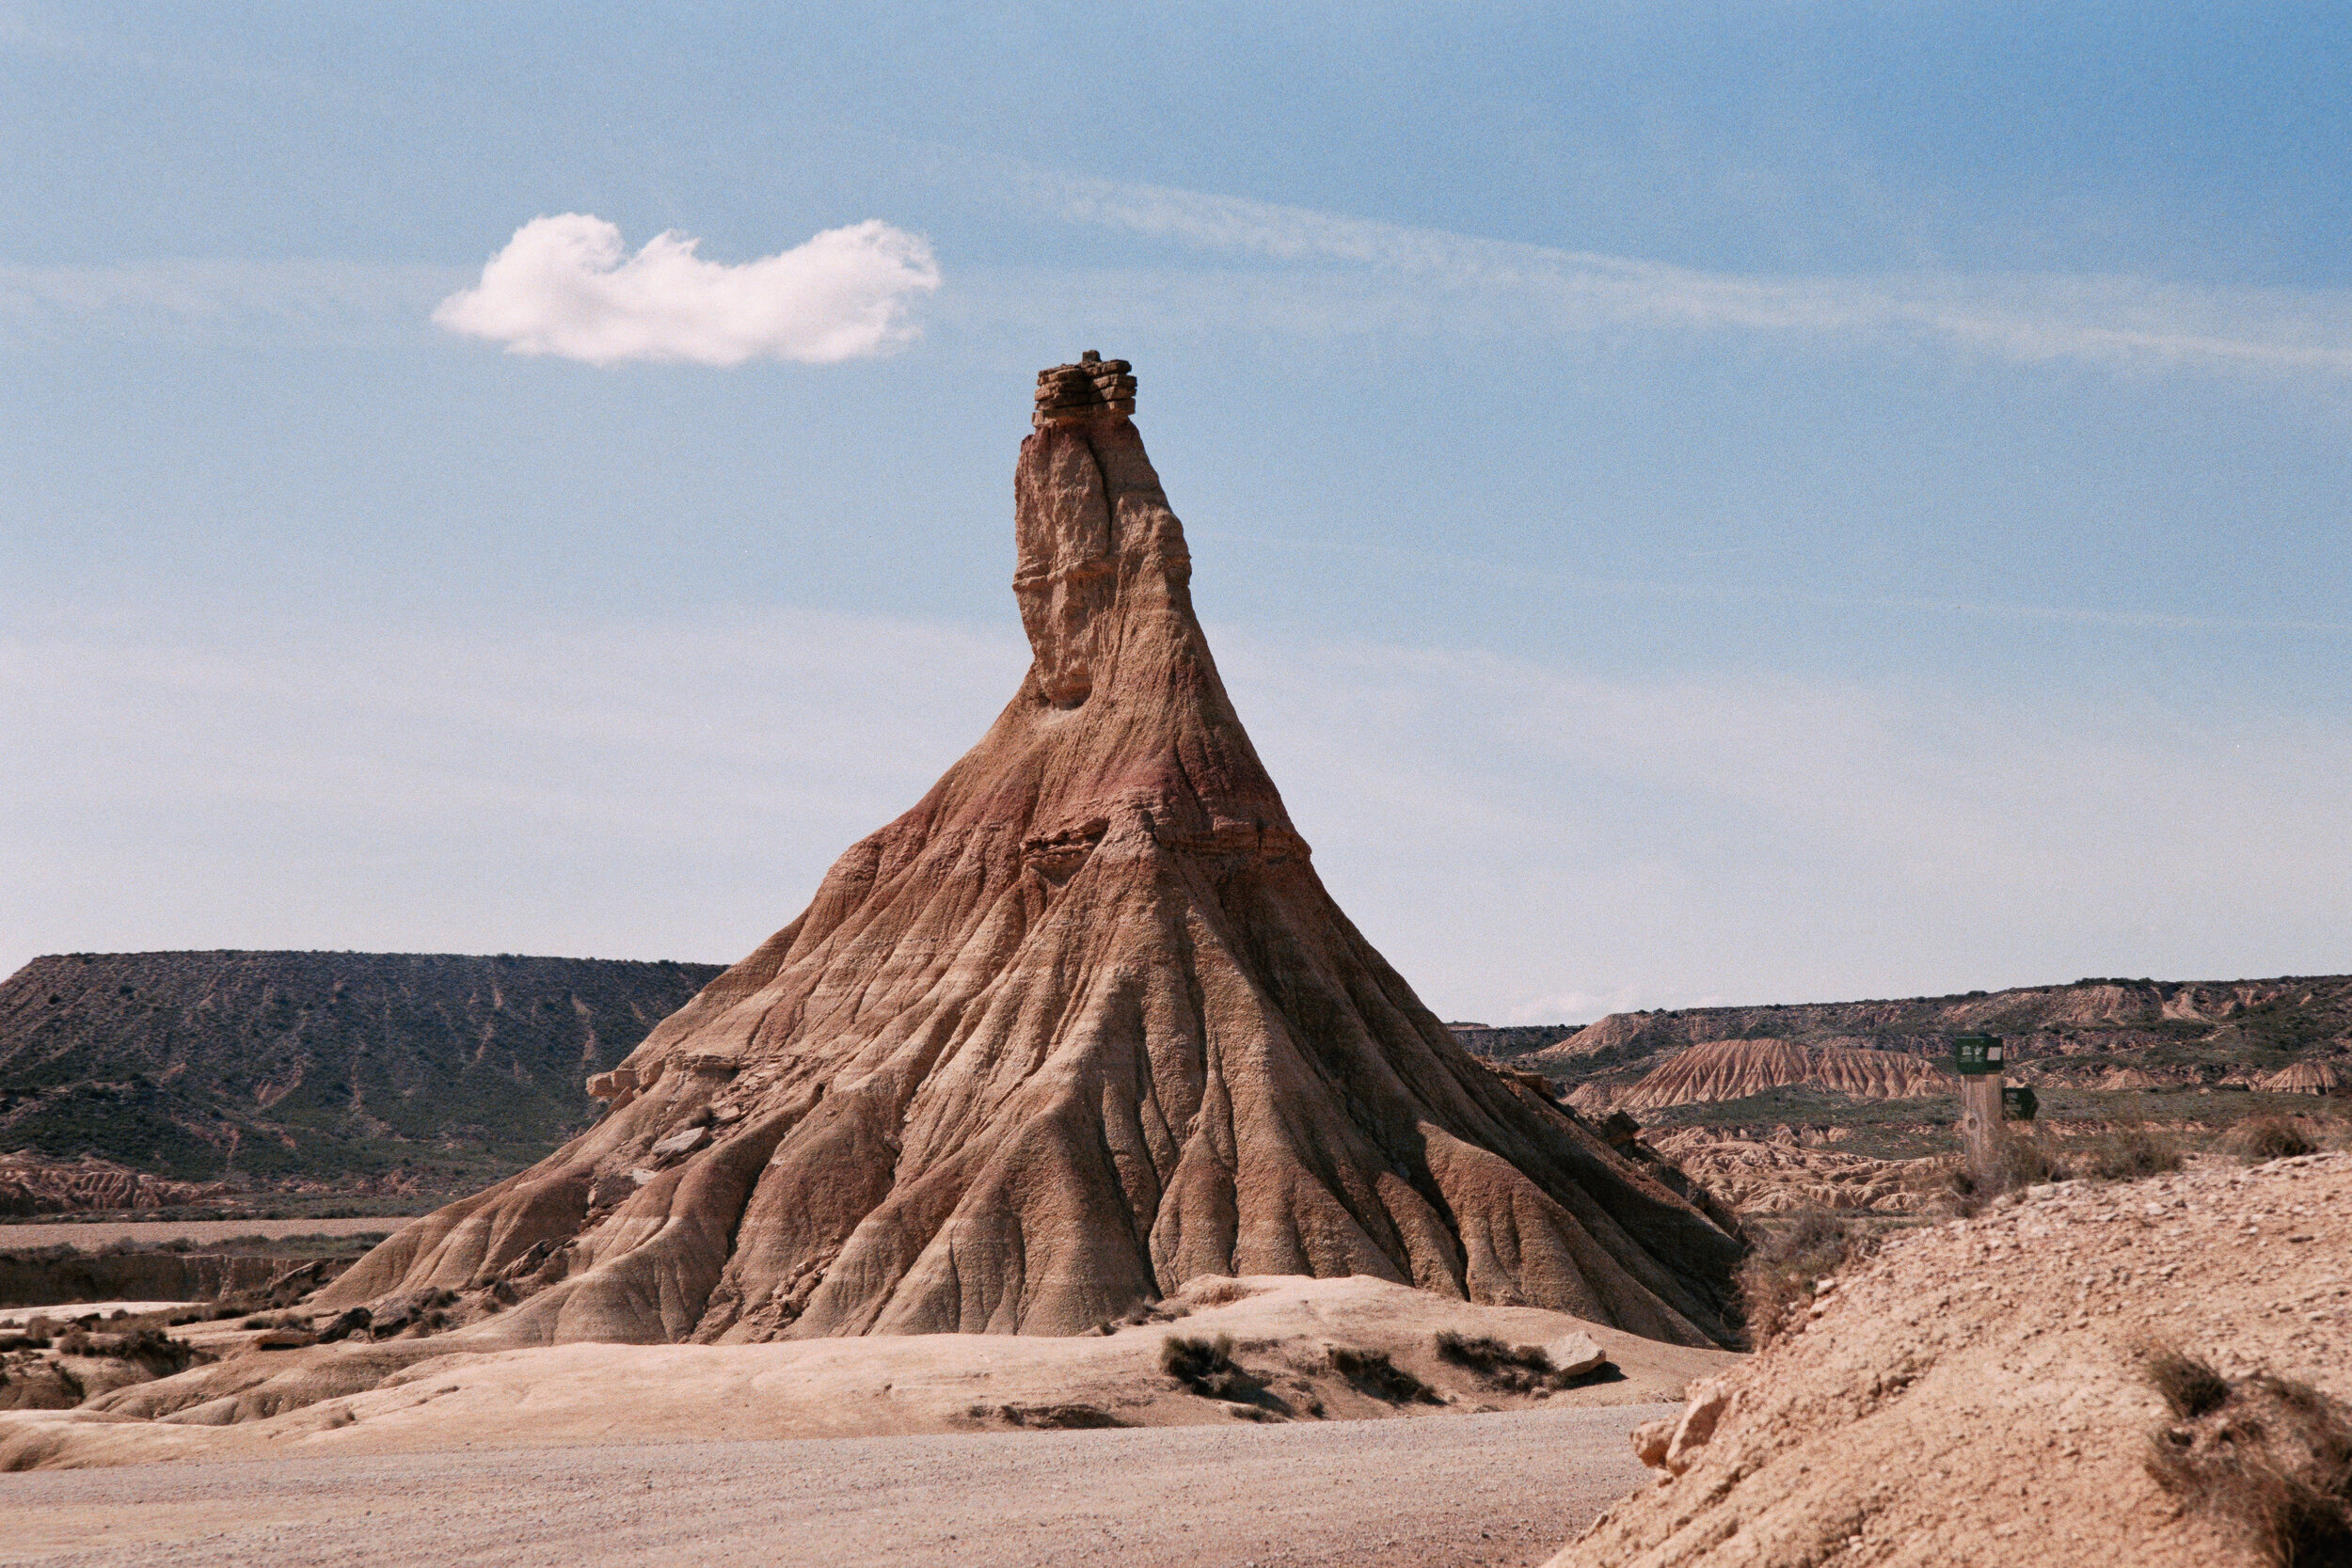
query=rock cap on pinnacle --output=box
[1034,349,1136,426]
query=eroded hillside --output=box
[0,952,723,1207]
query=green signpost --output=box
[1952,1034,2005,1075]
[1951,1033,2007,1180]
[2003,1085,2038,1121]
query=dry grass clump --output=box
[2143,1347,2352,1566]
[2146,1346,2232,1421]
[1325,1344,1438,1404]
[1737,1212,1877,1348]
[1160,1333,1263,1402]
[2072,1124,2185,1182]
[2228,1117,2321,1164]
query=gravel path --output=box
[0,1403,1664,1567]
[0,1218,405,1250]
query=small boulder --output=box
[1631,1417,1674,1469]
[1662,1379,1736,1474]
[317,1307,373,1343]
[252,1327,319,1351]
[650,1124,711,1161]
[1546,1332,1607,1379]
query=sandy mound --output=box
[309,355,1743,1352]
[0,1274,1738,1469]
[1545,1151,2352,1566]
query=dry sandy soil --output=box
[0,1275,1737,1469]
[1547,1151,2352,1567]
[0,1402,1671,1568]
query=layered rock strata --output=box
[320,356,1745,1347]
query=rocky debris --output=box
[1547,1152,2352,1567]
[313,356,1745,1351]
[1646,1127,1926,1214]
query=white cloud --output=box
[981,162,2352,379]
[431,214,941,367]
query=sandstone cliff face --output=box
[321,356,1745,1347]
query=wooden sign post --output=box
[1952,1033,2006,1186]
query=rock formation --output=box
[1584,1038,1951,1117]
[0,1152,231,1216]
[319,355,1745,1348]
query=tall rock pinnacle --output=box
[321,357,1747,1346]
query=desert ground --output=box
[1549,1151,2352,1567]
[0,1274,1733,1566]
[0,1402,1668,1568]
[0,1275,1736,1466]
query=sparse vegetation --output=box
[1431,1330,1613,1392]
[2069,1125,2185,1182]
[2228,1117,2320,1163]
[2145,1346,2231,1420]
[1325,1344,1438,1403]
[1160,1333,1263,1402]
[991,1402,1132,1429]
[53,1324,203,1373]
[1737,1212,1878,1347]
[2144,1350,2352,1567]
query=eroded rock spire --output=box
[319,357,1747,1347]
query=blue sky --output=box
[4,3,2347,1020]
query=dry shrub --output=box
[1431,1330,1613,1393]
[1737,1212,1877,1348]
[994,1402,1130,1429]
[52,1325,201,1373]
[2144,1351,2352,1566]
[1161,1333,1262,1401]
[2147,1347,2231,1420]
[2229,1117,2320,1164]
[1184,1277,1261,1308]
[2073,1125,2185,1182]
[1326,1344,1438,1403]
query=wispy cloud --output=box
[0,259,459,345]
[433,214,941,367]
[990,164,2352,378]
[8,608,2345,1017]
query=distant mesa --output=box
[320,356,1748,1349]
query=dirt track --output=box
[0,1218,405,1250]
[0,1402,1664,1567]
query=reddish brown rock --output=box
[320,357,1745,1347]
